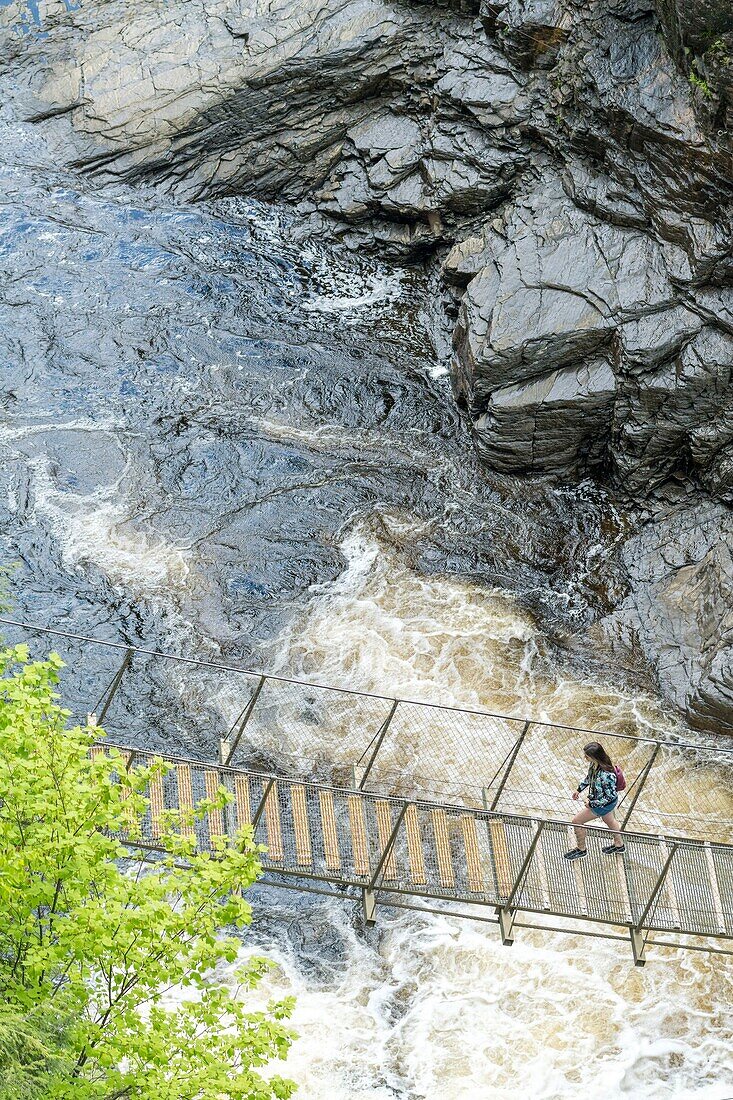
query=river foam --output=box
[26,455,191,594]
[264,517,674,734]
[235,897,733,1100]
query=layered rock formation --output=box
[3,0,732,731]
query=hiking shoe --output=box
[602,844,626,855]
[563,848,587,861]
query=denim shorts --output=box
[590,798,618,818]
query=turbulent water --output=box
[1,87,733,1100]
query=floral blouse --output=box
[578,765,618,808]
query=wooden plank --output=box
[704,842,726,934]
[347,796,370,876]
[148,772,164,839]
[291,784,312,866]
[89,744,106,762]
[489,820,512,898]
[431,809,454,889]
[234,775,251,830]
[205,770,224,838]
[176,764,195,838]
[404,804,426,885]
[263,780,284,862]
[460,815,484,893]
[376,801,397,881]
[319,790,341,871]
[660,836,681,930]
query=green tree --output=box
[0,643,296,1099]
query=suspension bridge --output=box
[3,617,733,965]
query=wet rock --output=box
[600,501,733,734]
[443,223,500,287]
[450,173,700,479]
[10,0,529,251]
[316,113,522,232]
[561,162,649,232]
[435,39,529,127]
[654,0,733,137]
[474,357,616,476]
[615,307,703,372]
[496,0,570,68]
[612,325,733,496]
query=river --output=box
[1,74,732,1100]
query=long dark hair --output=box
[583,741,615,772]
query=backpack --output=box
[614,765,626,792]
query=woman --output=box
[564,741,625,860]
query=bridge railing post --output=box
[498,819,544,945]
[621,743,660,830]
[362,800,409,926]
[631,841,679,966]
[251,776,276,831]
[354,700,399,790]
[488,721,530,812]
[221,675,267,768]
[92,647,134,726]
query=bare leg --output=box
[572,806,595,850]
[602,810,623,847]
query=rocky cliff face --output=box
[4,0,732,732]
[655,0,733,134]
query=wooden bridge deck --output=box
[103,743,733,966]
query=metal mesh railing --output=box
[491,723,652,818]
[3,617,733,847]
[354,701,521,804]
[236,676,393,785]
[627,741,733,842]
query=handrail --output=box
[5,615,733,758]
[96,740,733,854]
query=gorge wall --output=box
[5,0,732,734]
[654,0,733,131]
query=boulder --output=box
[450,174,697,478]
[612,325,733,496]
[474,357,617,476]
